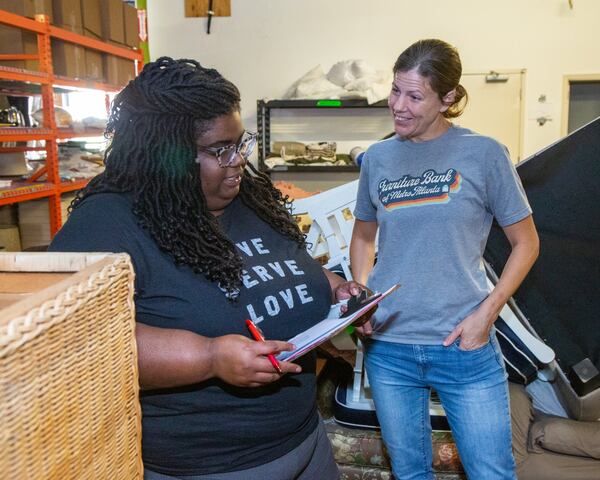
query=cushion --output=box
[529,413,600,459]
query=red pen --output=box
[245,319,283,374]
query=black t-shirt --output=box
[49,193,332,475]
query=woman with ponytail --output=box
[350,39,539,479]
[50,57,362,479]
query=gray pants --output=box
[144,420,339,480]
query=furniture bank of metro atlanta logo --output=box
[378,168,462,210]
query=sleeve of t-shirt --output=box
[485,141,532,227]
[353,151,378,222]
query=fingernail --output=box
[295,366,302,373]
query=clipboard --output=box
[276,283,400,362]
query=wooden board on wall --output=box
[185,0,231,17]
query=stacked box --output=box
[101,0,137,86]
[80,0,104,80]
[0,204,18,225]
[18,193,74,250]
[124,3,139,48]
[101,0,125,44]
[0,0,53,71]
[0,0,137,82]
[0,203,20,251]
[0,225,21,251]
[51,0,85,78]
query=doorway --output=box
[562,75,600,135]
[458,70,525,163]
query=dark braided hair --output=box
[72,57,305,298]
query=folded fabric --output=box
[528,412,600,459]
[283,60,393,104]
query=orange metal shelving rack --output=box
[0,9,143,236]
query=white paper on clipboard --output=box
[276,283,400,362]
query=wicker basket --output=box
[0,253,142,479]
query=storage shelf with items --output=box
[0,4,142,249]
[256,98,390,176]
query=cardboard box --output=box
[103,41,135,87]
[18,194,73,250]
[0,0,52,20]
[84,46,104,81]
[0,205,18,226]
[51,0,84,78]
[81,0,101,36]
[101,0,125,44]
[0,0,52,70]
[81,0,104,81]
[0,152,28,176]
[123,3,139,48]
[0,225,21,252]
[52,0,82,30]
[0,27,38,70]
[52,35,85,79]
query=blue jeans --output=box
[364,335,516,480]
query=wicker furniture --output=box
[0,253,142,480]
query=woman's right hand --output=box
[355,320,373,338]
[209,335,301,387]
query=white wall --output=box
[146,0,600,158]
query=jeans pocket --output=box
[454,337,490,353]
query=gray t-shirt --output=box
[354,125,532,344]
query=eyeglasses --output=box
[196,130,257,168]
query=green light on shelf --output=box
[316,100,342,107]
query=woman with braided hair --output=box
[50,57,363,479]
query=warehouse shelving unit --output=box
[256,98,388,173]
[0,9,143,236]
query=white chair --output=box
[292,180,360,280]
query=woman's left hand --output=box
[322,269,374,329]
[333,280,364,302]
[334,281,378,329]
[442,302,496,350]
